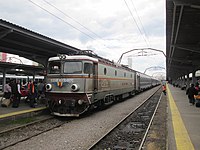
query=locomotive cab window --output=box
[48,61,61,74]
[84,62,93,74]
[64,61,82,74]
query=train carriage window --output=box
[64,61,82,74]
[84,63,93,74]
[131,74,133,78]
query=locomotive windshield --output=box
[48,60,93,74]
[64,61,82,74]
[48,61,61,74]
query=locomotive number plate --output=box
[50,78,73,83]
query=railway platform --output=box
[0,96,47,124]
[167,84,200,150]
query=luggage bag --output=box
[1,98,11,107]
[194,95,200,107]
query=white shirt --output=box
[4,84,11,93]
[17,83,21,94]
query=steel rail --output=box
[0,116,69,150]
[87,86,161,150]
[138,92,163,150]
[0,116,53,135]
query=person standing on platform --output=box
[10,79,21,108]
[162,84,166,95]
[195,82,199,92]
[29,80,38,108]
[16,79,21,102]
[25,80,32,103]
[37,80,44,100]
[4,80,12,99]
[186,83,198,105]
[21,80,27,90]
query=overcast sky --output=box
[0,0,166,77]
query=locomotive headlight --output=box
[58,100,62,104]
[78,99,83,105]
[46,84,52,91]
[71,84,80,92]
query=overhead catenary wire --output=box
[28,0,114,52]
[123,0,150,47]
[42,0,104,40]
[129,0,158,65]
[28,0,96,41]
[130,0,151,47]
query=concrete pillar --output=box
[44,59,48,82]
[2,68,6,92]
[179,76,183,88]
[33,71,36,81]
[186,73,190,89]
[181,76,184,87]
[29,71,36,81]
[179,77,182,87]
[192,70,197,84]
[183,75,186,85]
[178,77,181,87]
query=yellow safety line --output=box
[0,107,46,119]
[167,84,194,150]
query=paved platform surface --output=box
[0,96,47,121]
[167,84,200,150]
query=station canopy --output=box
[0,61,44,76]
[0,19,81,66]
[166,0,200,80]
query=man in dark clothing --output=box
[28,80,38,108]
[10,79,21,108]
[37,80,44,100]
[186,83,198,105]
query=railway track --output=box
[88,88,162,150]
[0,87,162,150]
[0,116,72,150]
[0,115,53,135]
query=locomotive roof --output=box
[48,54,159,81]
[49,54,135,72]
[48,55,98,62]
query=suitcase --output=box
[1,98,11,107]
[196,100,200,107]
[195,95,200,107]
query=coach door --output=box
[136,73,140,91]
[133,72,137,90]
[93,62,98,91]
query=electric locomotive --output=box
[45,51,159,117]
